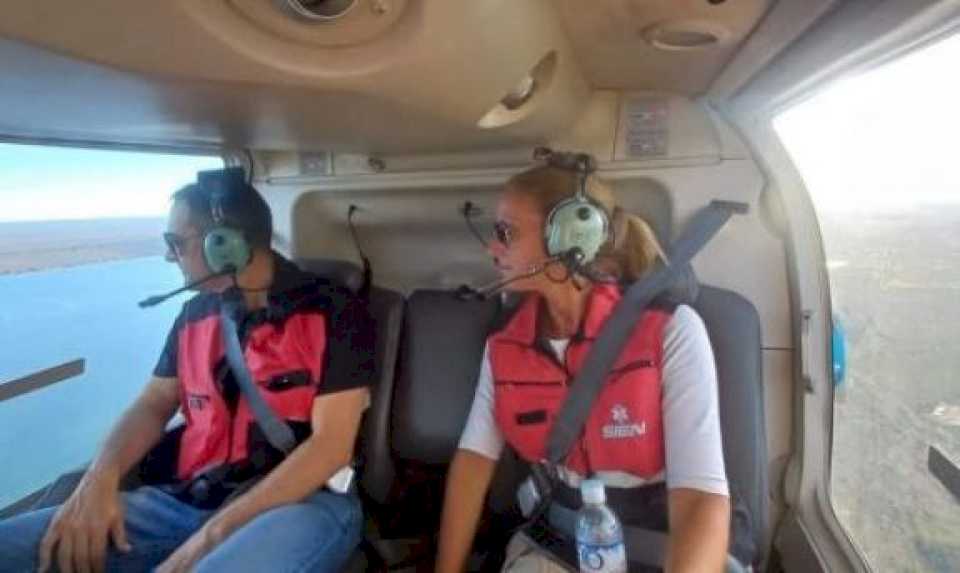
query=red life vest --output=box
[175,302,326,480]
[489,284,671,478]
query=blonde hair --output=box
[507,165,666,282]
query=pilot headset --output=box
[535,147,611,268]
[196,167,253,275]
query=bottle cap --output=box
[580,479,606,505]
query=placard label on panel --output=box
[622,99,669,158]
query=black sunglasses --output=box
[163,232,200,257]
[462,201,516,249]
[493,220,514,247]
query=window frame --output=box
[726,18,960,573]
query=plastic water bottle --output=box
[576,479,627,573]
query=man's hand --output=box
[37,473,131,573]
[35,376,178,573]
[155,524,220,573]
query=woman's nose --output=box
[487,239,506,259]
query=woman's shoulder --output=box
[662,304,713,360]
[667,303,705,328]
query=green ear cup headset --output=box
[197,167,252,275]
[535,147,611,267]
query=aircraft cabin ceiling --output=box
[0,0,776,153]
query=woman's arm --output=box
[436,449,499,573]
[437,344,505,572]
[666,488,730,572]
[661,306,732,571]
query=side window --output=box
[775,35,960,570]
[0,143,222,509]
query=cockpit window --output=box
[775,33,960,571]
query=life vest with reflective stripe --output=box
[175,299,326,480]
[489,283,670,478]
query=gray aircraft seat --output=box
[693,284,768,566]
[383,291,501,540]
[295,258,405,505]
[392,291,501,465]
[389,271,768,569]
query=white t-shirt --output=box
[458,304,728,496]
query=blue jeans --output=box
[0,486,362,573]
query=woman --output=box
[436,164,731,572]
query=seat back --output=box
[295,258,404,505]
[385,272,767,565]
[367,290,501,539]
[392,290,500,464]
[693,285,768,564]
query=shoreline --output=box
[0,217,166,275]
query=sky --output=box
[775,32,960,211]
[0,146,222,222]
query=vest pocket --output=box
[515,409,548,425]
[264,369,312,391]
[494,382,565,463]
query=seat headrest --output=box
[295,258,365,292]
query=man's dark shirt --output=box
[147,253,375,506]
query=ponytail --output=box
[593,207,666,283]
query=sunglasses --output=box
[493,220,515,247]
[461,201,517,249]
[163,232,200,257]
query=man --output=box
[0,169,374,572]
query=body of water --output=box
[0,256,184,508]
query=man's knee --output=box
[195,492,363,573]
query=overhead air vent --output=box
[642,21,729,52]
[284,0,358,21]
[500,75,537,111]
[477,51,557,129]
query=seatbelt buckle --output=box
[517,476,542,518]
[517,462,558,518]
[326,465,356,494]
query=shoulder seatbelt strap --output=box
[544,200,747,465]
[220,295,297,454]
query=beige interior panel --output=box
[764,349,796,553]
[603,160,791,349]
[251,91,727,180]
[0,1,777,152]
[249,97,790,349]
[286,176,673,293]
[0,1,590,152]
[259,155,790,351]
[555,0,770,93]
